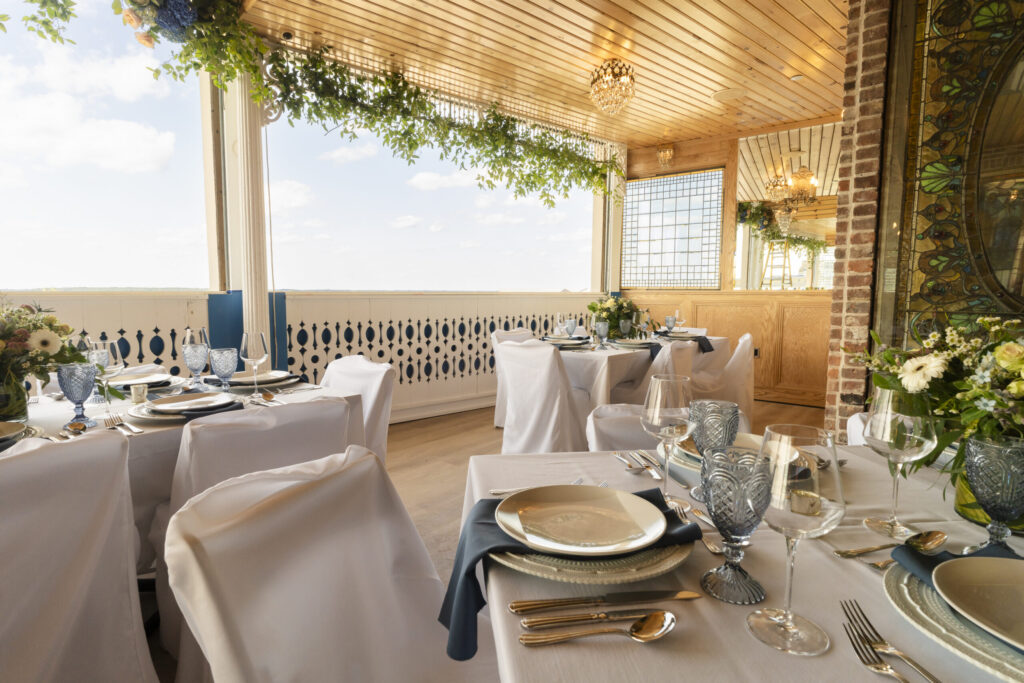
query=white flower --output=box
[898,354,947,393]
[26,329,62,355]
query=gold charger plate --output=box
[495,485,667,557]
[488,543,693,585]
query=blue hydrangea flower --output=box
[155,0,196,42]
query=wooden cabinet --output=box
[624,290,831,407]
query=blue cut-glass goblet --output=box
[209,348,239,391]
[57,362,98,429]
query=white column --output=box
[227,72,271,342]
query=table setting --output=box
[445,373,1024,682]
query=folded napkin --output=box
[203,374,301,387]
[655,332,714,353]
[439,488,702,661]
[147,387,205,402]
[181,401,245,422]
[891,542,1021,588]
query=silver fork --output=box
[842,600,939,682]
[103,415,133,437]
[112,412,144,434]
[844,623,910,682]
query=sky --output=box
[0,6,593,292]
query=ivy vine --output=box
[9,0,620,207]
[737,201,828,256]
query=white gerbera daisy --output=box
[897,354,946,393]
[27,328,62,355]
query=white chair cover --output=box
[689,333,756,423]
[586,403,752,451]
[490,327,535,427]
[153,398,353,675]
[496,339,589,454]
[0,432,157,683]
[609,340,698,404]
[166,446,497,683]
[321,355,396,461]
[847,411,868,446]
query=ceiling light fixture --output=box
[589,59,635,115]
[657,145,674,168]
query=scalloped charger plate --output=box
[488,543,693,585]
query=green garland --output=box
[737,201,827,256]
[8,0,620,207]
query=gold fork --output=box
[842,600,940,682]
[843,623,910,682]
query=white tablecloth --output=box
[26,386,364,570]
[462,448,1023,682]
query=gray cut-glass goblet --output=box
[595,321,609,350]
[619,319,632,337]
[57,362,98,429]
[700,446,771,605]
[209,348,239,391]
[689,400,741,503]
[965,435,1024,549]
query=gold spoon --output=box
[519,611,676,646]
[833,530,947,559]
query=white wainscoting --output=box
[284,292,597,422]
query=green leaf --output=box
[111,0,121,14]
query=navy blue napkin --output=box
[438,488,702,661]
[181,401,245,422]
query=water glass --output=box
[565,317,577,336]
[594,321,609,349]
[862,386,937,539]
[747,425,845,656]
[641,374,695,498]
[700,446,771,604]
[209,348,239,391]
[57,363,98,429]
[619,318,632,337]
[182,327,210,390]
[965,435,1024,549]
[689,400,741,502]
[87,339,124,412]
[665,315,676,331]
[240,331,269,401]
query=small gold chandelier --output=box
[657,145,674,168]
[787,166,819,206]
[590,59,635,115]
[764,175,788,203]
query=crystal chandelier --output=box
[590,59,635,115]
[787,165,819,206]
[764,175,788,203]
[657,145,674,167]
[775,205,796,235]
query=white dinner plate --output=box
[670,432,763,469]
[610,339,654,347]
[495,485,667,557]
[226,370,293,386]
[147,392,236,414]
[933,557,1024,651]
[127,404,188,422]
[545,338,589,347]
[0,422,27,442]
[110,372,173,387]
[885,564,1024,681]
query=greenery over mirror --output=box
[737,201,827,256]
[5,0,621,207]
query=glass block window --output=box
[812,246,836,290]
[621,169,724,288]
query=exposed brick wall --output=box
[825,0,893,441]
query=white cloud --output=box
[539,211,568,226]
[269,180,314,210]
[459,240,481,249]
[504,194,546,208]
[546,229,590,242]
[318,142,378,165]
[428,222,444,232]
[34,43,171,102]
[407,169,478,190]
[476,213,525,226]
[391,214,422,229]
[474,195,495,208]
[0,162,27,188]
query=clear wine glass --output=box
[641,374,695,499]
[240,331,269,402]
[565,317,577,337]
[57,362,98,429]
[182,327,210,391]
[747,425,845,656]
[862,386,937,539]
[209,348,239,391]
[87,338,124,414]
[554,312,564,335]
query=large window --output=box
[0,11,206,290]
[620,170,723,289]
[264,123,594,292]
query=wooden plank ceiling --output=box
[241,0,848,149]
[736,121,842,201]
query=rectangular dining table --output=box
[461,446,1024,682]
[26,386,364,571]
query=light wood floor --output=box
[387,401,824,579]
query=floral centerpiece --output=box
[850,317,1024,527]
[586,295,645,339]
[0,303,84,422]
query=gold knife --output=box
[508,590,700,614]
[521,609,656,629]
